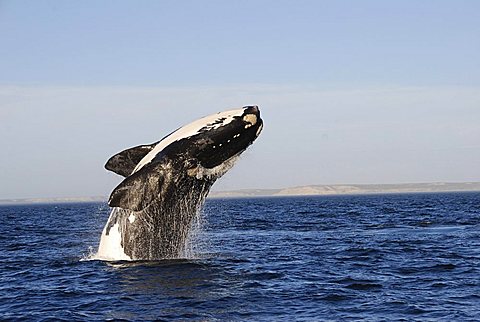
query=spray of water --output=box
[93,156,241,261]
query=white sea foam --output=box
[80,246,98,261]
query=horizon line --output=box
[1,181,479,205]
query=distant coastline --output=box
[208,182,480,198]
[1,182,479,205]
[0,196,106,206]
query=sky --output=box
[0,0,479,199]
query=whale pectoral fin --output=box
[108,165,164,211]
[105,144,156,177]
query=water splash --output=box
[95,175,215,260]
[80,246,99,261]
[95,155,242,261]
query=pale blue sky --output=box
[0,1,479,199]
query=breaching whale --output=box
[97,106,263,260]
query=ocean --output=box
[1,192,479,321]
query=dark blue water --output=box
[1,192,480,321]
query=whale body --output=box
[97,106,263,260]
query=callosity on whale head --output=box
[97,106,263,260]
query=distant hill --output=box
[208,182,480,198]
[1,182,479,205]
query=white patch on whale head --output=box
[256,123,263,137]
[243,113,257,129]
[128,214,136,223]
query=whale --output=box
[97,106,263,260]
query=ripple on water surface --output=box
[0,192,480,320]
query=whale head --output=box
[105,106,263,211]
[158,105,263,177]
